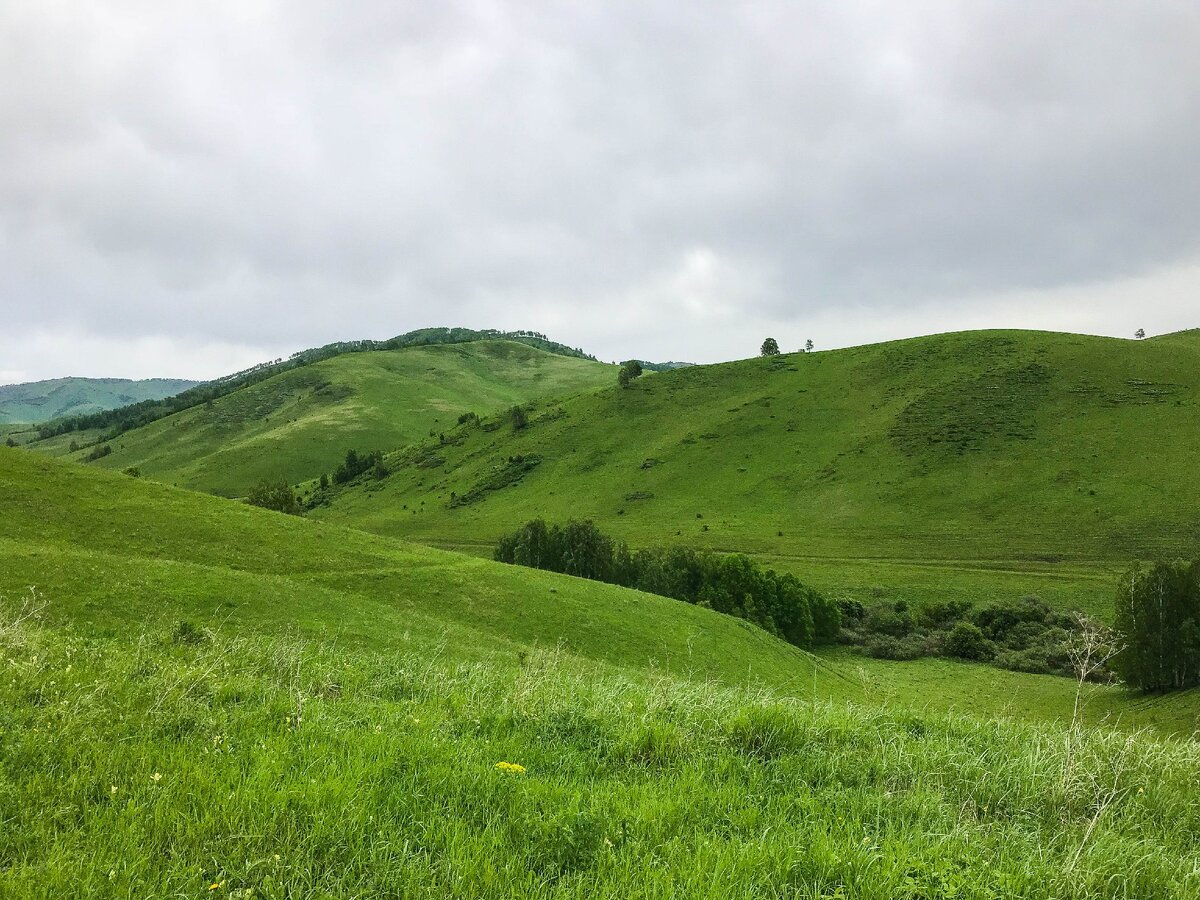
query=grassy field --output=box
[0,376,197,424]
[2,447,1200,896]
[24,341,613,497]
[312,329,1200,614]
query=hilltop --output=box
[312,329,1200,611]
[1,447,1199,895]
[0,376,197,425]
[27,341,613,496]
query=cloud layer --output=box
[2,1,1199,380]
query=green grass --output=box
[3,448,1200,895]
[4,618,1200,898]
[0,376,197,424]
[26,341,613,497]
[313,329,1200,614]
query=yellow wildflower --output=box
[494,761,527,775]
[209,880,224,891]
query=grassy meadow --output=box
[2,447,1200,896]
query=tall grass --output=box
[3,601,1198,898]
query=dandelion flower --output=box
[152,772,162,783]
[494,761,527,775]
[209,880,224,890]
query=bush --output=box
[864,602,914,637]
[916,599,973,630]
[942,622,993,661]
[246,479,301,515]
[863,634,927,661]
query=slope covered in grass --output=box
[314,329,1200,611]
[29,341,613,497]
[0,376,197,424]
[2,448,1199,897]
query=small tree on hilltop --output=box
[805,339,814,352]
[760,337,780,357]
[617,360,643,388]
[1135,328,1146,339]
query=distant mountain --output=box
[0,377,198,424]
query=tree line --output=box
[494,519,839,648]
[1114,560,1200,691]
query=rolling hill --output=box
[0,376,197,424]
[1,445,1198,895]
[30,340,614,496]
[311,329,1200,612]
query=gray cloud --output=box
[1,1,1198,380]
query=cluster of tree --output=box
[494,519,839,648]
[84,444,112,462]
[1113,560,1200,691]
[34,327,598,442]
[840,595,1107,679]
[759,337,814,357]
[333,448,387,484]
[617,360,643,388]
[245,478,301,515]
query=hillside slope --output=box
[0,376,197,424]
[0,446,811,689]
[32,341,613,496]
[313,329,1200,607]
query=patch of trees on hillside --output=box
[839,595,1110,680]
[1114,560,1200,691]
[494,518,839,648]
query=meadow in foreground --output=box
[3,603,1199,899]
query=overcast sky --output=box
[2,1,1199,384]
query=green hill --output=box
[311,329,1200,612]
[2,450,1199,895]
[32,341,613,496]
[0,376,197,424]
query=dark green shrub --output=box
[864,603,915,637]
[916,599,972,629]
[863,634,927,660]
[942,622,993,661]
[246,479,301,515]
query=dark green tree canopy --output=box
[617,360,644,388]
[760,337,780,356]
[1114,560,1200,691]
[246,478,301,515]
